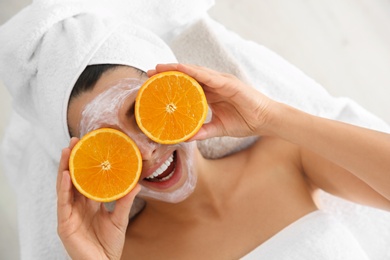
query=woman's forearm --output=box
[266,102,390,199]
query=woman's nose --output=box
[136,134,159,160]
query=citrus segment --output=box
[135,71,208,144]
[69,128,142,202]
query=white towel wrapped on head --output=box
[0,0,189,158]
[1,1,390,259]
[0,0,209,258]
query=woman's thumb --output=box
[111,185,141,228]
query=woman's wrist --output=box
[255,100,283,137]
[258,101,311,141]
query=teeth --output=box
[159,169,175,181]
[146,154,174,180]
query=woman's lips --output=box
[140,151,182,190]
[144,153,175,182]
[141,152,173,179]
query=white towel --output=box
[171,16,390,158]
[1,1,390,259]
[0,0,211,258]
[170,17,390,259]
[0,0,201,159]
[171,16,390,131]
[242,211,369,260]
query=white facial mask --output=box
[138,141,197,203]
[79,78,197,203]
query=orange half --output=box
[69,128,142,202]
[135,71,208,144]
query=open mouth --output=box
[144,152,177,182]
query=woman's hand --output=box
[148,64,275,140]
[56,138,140,260]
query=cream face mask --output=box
[79,78,197,203]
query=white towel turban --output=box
[0,0,213,159]
[0,1,214,258]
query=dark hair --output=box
[70,64,146,99]
[70,64,120,99]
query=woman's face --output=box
[67,66,197,203]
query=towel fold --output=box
[242,211,369,260]
[1,1,390,259]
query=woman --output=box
[57,63,390,259]
[2,1,390,258]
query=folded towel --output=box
[242,210,369,260]
[1,1,390,259]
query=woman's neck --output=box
[140,147,250,223]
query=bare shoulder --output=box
[247,136,302,172]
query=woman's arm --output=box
[270,103,390,209]
[150,63,390,210]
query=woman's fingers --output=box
[110,184,141,229]
[151,63,231,90]
[57,169,74,226]
[153,64,239,97]
[57,138,80,226]
[57,144,74,226]
[69,137,79,149]
[154,64,212,83]
[57,138,79,191]
[57,148,70,195]
[188,115,226,141]
[147,63,182,77]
